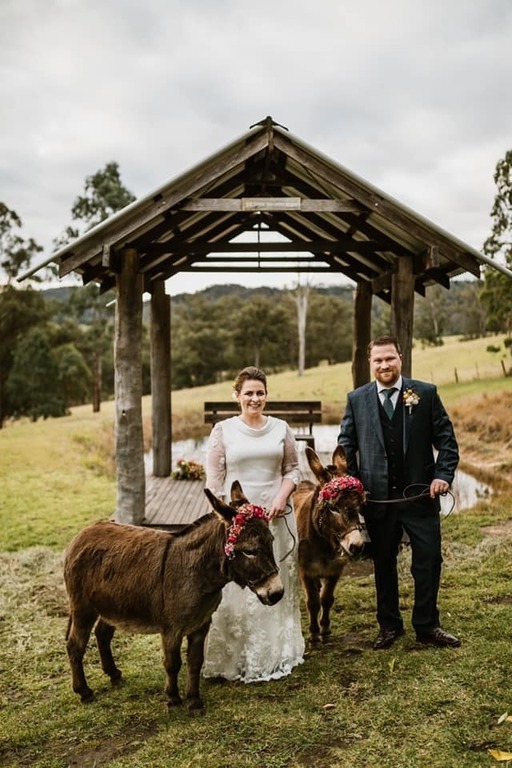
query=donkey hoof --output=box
[167,695,183,708]
[187,699,204,715]
[79,688,94,703]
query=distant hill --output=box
[41,285,75,303]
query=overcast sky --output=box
[2,0,511,294]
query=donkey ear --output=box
[204,488,235,524]
[230,480,249,506]
[332,444,348,474]
[305,447,331,484]
[305,446,320,470]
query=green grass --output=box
[1,503,512,767]
[1,334,512,767]
[169,333,511,427]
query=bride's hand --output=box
[268,496,287,519]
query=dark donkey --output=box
[293,445,366,646]
[64,481,283,711]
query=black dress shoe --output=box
[416,627,461,648]
[373,627,404,650]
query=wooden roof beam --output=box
[181,198,364,213]
[265,214,391,277]
[142,238,388,257]
[58,133,270,276]
[272,134,481,277]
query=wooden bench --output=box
[204,400,321,450]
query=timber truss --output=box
[34,117,485,301]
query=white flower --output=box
[403,388,420,413]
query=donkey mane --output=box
[170,512,217,539]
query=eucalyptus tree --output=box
[481,150,512,342]
[171,295,235,388]
[304,292,353,366]
[5,327,67,421]
[0,204,47,426]
[231,295,294,371]
[0,285,50,426]
[54,162,136,247]
[64,284,116,411]
[0,202,43,285]
[292,283,309,376]
[57,162,136,409]
[414,284,446,347]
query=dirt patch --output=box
[343,558,374,578]
[1,723,161,768]
[66,725,160,768]
[481,520,512,538]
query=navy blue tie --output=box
[382,388,396,419]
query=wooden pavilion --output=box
[23,117,509,525]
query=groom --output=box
[338,335,461,650]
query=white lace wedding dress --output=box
[202,415,305,683]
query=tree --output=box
[232,296,293,370]
[54,343,92,406]
[0,203,43,285]
[0,205,47,426]
[292,283,309,376]
[0,286,50,426]
[414,285,445,347]
[65,284,116,411]
[56,163,136,408]
[481,150,512,340]
[171,296,234,388]
[304,293,353,367]
[453,281,487,339]
[5,327,67,421]
[55,162,136,247]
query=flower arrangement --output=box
[403,387,420,414]
[172,458,205,481]
[318,476,366,508]
[224,502,269,559]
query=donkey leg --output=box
[319,577,338,641]
[66,609,97,701]
[302,574,322,645]
[95,619,122,684]
[185,623,211,712]
[161,630,183,708]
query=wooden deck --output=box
[143,448,328,529]
[143,475,208,529]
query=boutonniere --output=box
[403,388,420,414]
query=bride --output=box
[202,366,305,682]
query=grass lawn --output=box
[0,334,511,767]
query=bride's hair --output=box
[233,366,267,396]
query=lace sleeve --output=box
[282,424,300,488]
[205,422,226,498]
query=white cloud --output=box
[1,0,511,284]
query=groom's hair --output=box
[367,335,402,357]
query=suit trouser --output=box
[364,500,442,632]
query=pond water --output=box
[158,424,491,514]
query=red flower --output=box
[224,503,269,559]
[318,476,366,508]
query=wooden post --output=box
[114,248,145,524]
[150,280,171,476]
[391,256,415,377]
[352,281,372,388]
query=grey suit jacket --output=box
[337,378,459,511]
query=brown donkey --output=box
[64,482,283,711]
[293,445,366,646]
